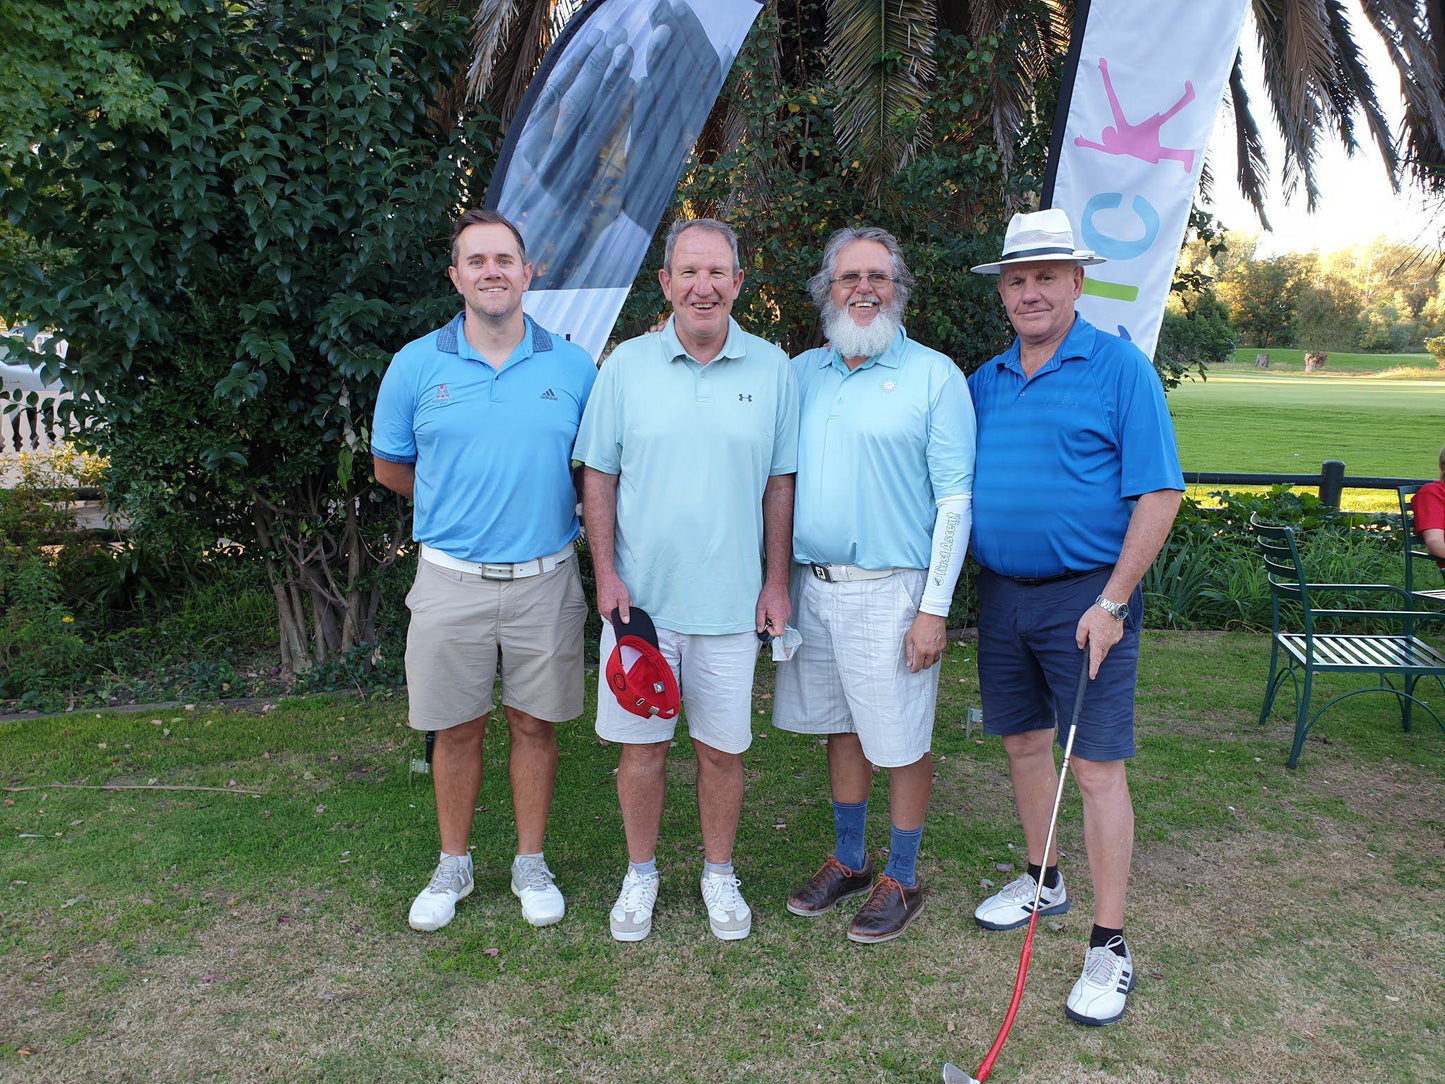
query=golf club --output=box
[941,651,1091,1084]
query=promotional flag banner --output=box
[1043,0,1251,357]
[486,0,764,361]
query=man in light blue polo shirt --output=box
[967,208,1183,1027]
[372,209,596,934]
[576,218,798,943]
[772,226,975,944]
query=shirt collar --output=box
[440,312,548,367]
[661,315,746,364]
[998,314,1096,376]
[821,326,908,371]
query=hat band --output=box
[999,244,1079,260]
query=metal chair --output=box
[1251,513,1445,768]
[1397,484,1445,606]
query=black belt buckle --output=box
[810,563,833,583]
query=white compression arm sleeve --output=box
[919,493,972,617]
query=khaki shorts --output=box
[771,565,939,768]
[404,555,587,730]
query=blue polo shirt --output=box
[575,317,799,635]
[792,329,975,569]
[968,315,1183,578]
[371,312,596,563]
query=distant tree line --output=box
[1186,233,1445,354]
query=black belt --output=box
[1000,565,1111,586]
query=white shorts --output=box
[771,565,939,768]
[594,622,758,754]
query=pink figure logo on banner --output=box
[1072,58,1196,172]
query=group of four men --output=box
[371,206,1183,1027]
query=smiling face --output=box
[830,239,896,329]
[997,260,1084,349]
[448,222,533,324]
[659,225,743,354]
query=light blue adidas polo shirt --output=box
[371,312,596,563]
[792,328,975,569]
[968,315,1184,578]
[575,317,799,635]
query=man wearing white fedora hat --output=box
[967,207,1183,1026]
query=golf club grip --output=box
[975,910,1039,1081]
[1070,650,1090,721]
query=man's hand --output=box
[596,570,632,626]
[904,612,947,673]
[755,581,790,638]
[1075,604,1125,679]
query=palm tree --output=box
[457,0,1445,220]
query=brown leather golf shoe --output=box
[846,874,924,943]
[786,855,875,917]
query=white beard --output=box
[823,301,902,361]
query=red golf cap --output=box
[605,607,680,720]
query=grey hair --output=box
[807,226,915,311]
[663,218,741,274]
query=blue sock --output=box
[629,857,657,878]
[832,799,868,870]
[883,824,923,888]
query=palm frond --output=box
[466,0,570,121]
[1321,0,1397,180]
[826,0,938,198]
[1357,0,1445,192]
[1252,0,1329,208]
[1228,49,1272,228]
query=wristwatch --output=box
[1094,594,1129,621]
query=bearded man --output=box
[771,225,976,943]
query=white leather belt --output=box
[421,542,574,581]
[808,562,897,583]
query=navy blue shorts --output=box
[976,566,1141,761]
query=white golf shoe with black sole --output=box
[1065,937,1135,1026]
[973,871,1069,931]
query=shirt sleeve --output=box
[370,353,417,463]
[1414,482,1445,534]
[926,361,976,501]
[575,351,623,473]
[1114,349,1185,499]
[769,352,800,476]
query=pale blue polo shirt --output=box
[792,328,976,569]
[968,314,1184,578]
[371,312,596,563]
[575,317,799,635]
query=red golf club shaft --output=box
[973,909,1040,1082]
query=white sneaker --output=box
[408,854,473,931]
[511,856,565,927]
[1065,937,1135,1026]
[973,871,1068,931]
[610,868,660,942]
[700,869,752,941]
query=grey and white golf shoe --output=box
[973,871,1069,930]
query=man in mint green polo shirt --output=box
[576,218,798,943]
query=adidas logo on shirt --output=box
[540,388,558,401]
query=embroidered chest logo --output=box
[435,384,450,401]
[880,380,898,392]
[738,393,753,402]
[540,388,558,401]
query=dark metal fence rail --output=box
[1184,460,1429,510]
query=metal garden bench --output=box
[1250,513,1445,768]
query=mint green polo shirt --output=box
[792,328,975,569]
[576,317,799,634]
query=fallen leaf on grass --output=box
[61,896,85,908]
[946,1021,955,1033]
[18,1048,35,1056]
[483,948,499,957]
[994,863,1013,873]
[315,805,326,814]
[1150,971,1165,980]
[979,879,994,889]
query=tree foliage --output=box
[0,0,494,674]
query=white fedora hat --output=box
[970,207,1107,274]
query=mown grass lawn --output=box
[1226,348,1434,374]
[3,632,1442,1083]
[1169,368,1445,513]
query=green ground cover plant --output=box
[2,633,1441,1083]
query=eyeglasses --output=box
[830,272,895,289]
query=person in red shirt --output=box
[1412,444,1445,569]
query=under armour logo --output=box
[540,388,558,401]
[738,393,752,402]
